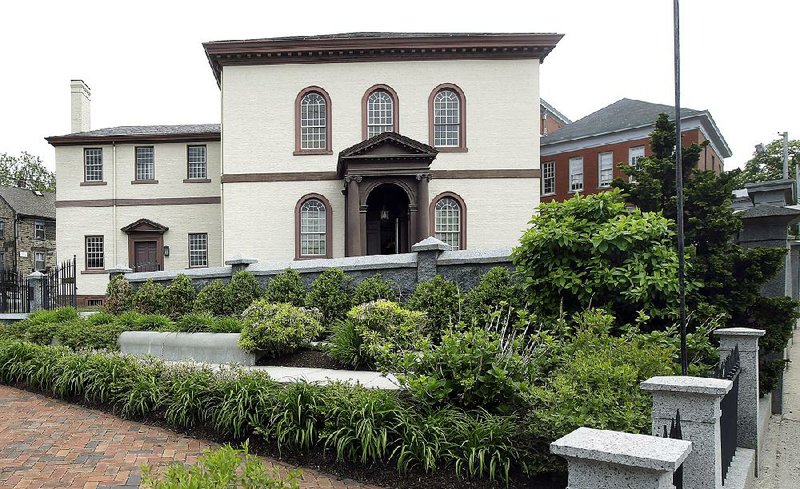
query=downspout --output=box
[112,142,117,265]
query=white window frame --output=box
[188,233,208,268]
[34,220,45,240]
[542,161,556,195]
[34,252,45,272]
[434,197,462,250]
[433,90,461,148]
[598,152,614,188]
[299,199,327,257]
[135,146,155,181]
[187,145,207,180]
[366,90,394,138]
[85,236,104,270]
[84,148,103,182]
[628,146,645,182]
[569,157,584,192]
[300,92,327,150]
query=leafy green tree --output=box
[512,189,682,328]
[733,137,800,185]
[613,114,795,357]
[0,152,56,192]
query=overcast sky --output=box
[1,0,797,171]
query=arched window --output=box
[295,87,332,154]
[296,194,332,258]
[429,84,466,151]
[362,85,398,139]
[431,192,466,250]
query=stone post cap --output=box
[550,427,692,472]
[224,254,258,266]
[411,236,450,252]
[713,327,766,338]
[107,265,133,274]
[641,376,732,396]
[25,271,44,280]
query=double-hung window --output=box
[434,197,463,250]
[433,89,461,147]
[34,252,45,272]
[34,220,45,240]
[598,152,614,188]
[84,148,103,182]
[542,161,556,195]
[188,233,208,268]
[187,145,207,180]
[135,146,155,181]
[85,236,104,270]
[569,157,584,192]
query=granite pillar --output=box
[641,376,732,489]
[550,427,692,489]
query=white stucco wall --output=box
[221,58,541,260]
[221,59,540,174]
[54,141,222,296]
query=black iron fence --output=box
[0,271,31,313]
[0,256,76,313]
[658,409,684,489]
[715,345,741,485]
[43,256,77,310]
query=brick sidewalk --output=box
[0,385,379,488]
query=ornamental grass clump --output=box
[239,301,323,357]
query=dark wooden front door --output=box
[133,241,159,272]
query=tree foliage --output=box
[732,137,800,186]
[512,189,682,328]
[0,152,56,192]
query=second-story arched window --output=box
[429,84,466,151]
[295,87,332,154]
[362,85,399,139]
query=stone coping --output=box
[437,247,513,265]
[714,327,766,337]
[641,376,733,396]
[410,236,450,252]
[550,427,692,472]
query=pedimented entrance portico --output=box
[337,132,437,256]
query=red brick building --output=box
[540,98,731,202]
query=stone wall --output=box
[123,240,513,297]
[17,217,57,277]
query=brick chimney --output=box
[70,80,91,133]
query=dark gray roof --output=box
[541,98,704,145]
[56,124,220,138]
[0,186,55,219]
[209,32,560,43]
[540,98,572,125]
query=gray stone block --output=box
[119,331,255,366]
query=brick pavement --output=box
[0,385,379,488]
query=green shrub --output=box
[397,325,539,412]
[112,311,173,331]
[211,317,243,334]
[406,275,461,334]
[26,307,79,325]
[352,274,398,305]
[239,301,323,357]
[462,267,523,326]
[163,275,197,319]
[85,311,116,326]
[327,300,428,370]
[134,280,166,315]
[263,270,307,307]
[55,320,124,351]
[141,443,300,489]
[105,275,135,314]
[170,312,218,333]
[193,279,228,316]
[526,311,675,441]
[225,272,262,315]
[306,268,352,325]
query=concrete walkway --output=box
[0,385,379,489]
[756,338,800,489]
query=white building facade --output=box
[49,33,562,305]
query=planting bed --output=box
[257,348,354,370]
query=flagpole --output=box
[674,0,688,375]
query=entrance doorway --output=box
[366,184,409,255]
[133,241,159,272]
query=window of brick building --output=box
[135,146,155,181]
[84,148,103,182]
[34,252,45,271]
[542,161,556,195]
[598,152,614,188]
[85,236,104,270]
[569,157,584,192]
[187,145,207,180]
[35,220,45,240]
[188,233,208,268]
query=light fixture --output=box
[380,206,389,221]
[163,246,170,257]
